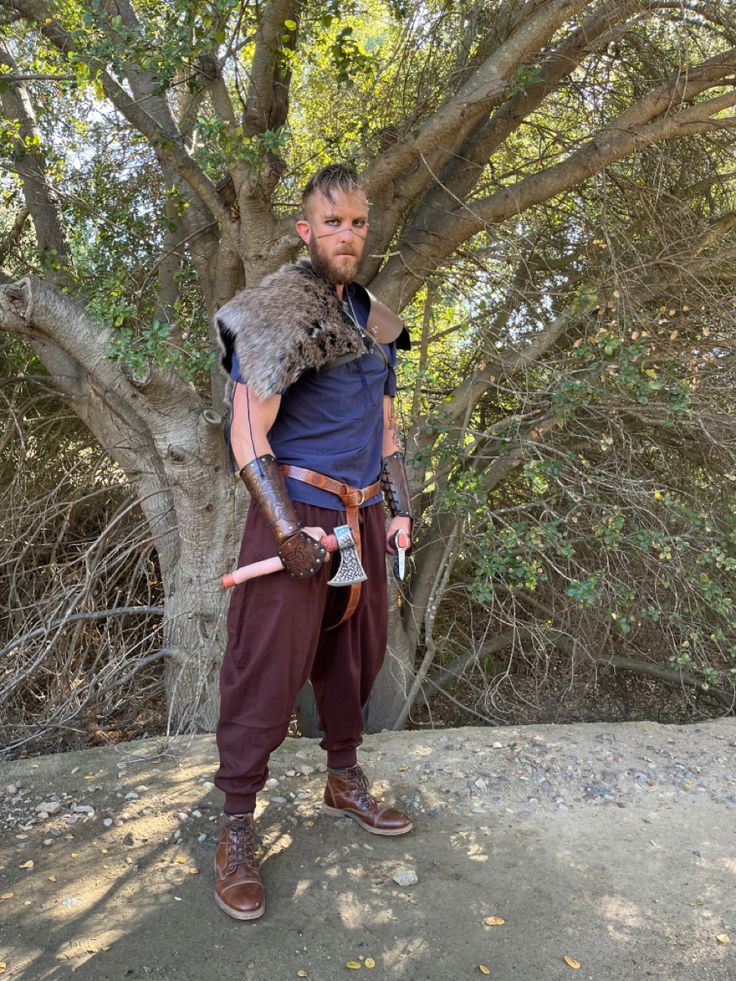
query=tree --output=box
[1,0,734,744]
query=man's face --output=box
[296,188,369,285]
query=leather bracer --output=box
[381,451,412,519]
[239,454,326,578]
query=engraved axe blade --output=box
[327,524,367,586]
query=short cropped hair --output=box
[301,164,364,217]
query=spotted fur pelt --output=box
[215,260,370,399]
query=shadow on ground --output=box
[1,722,734,980]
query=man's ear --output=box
[295,219,311,245]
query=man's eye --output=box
[325,219,339,225]
[354,220,366,227]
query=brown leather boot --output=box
[323,764,413,836]
[214,813,265,920]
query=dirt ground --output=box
[1,720,734,981]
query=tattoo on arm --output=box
[386,400,404,452]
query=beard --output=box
[308,237,363,285]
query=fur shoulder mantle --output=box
[215,261,372,400]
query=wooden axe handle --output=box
[221,534,338,590]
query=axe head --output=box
[327,524,367,586]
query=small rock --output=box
[125,792,139,801]
[6,784,19,794]
[492,742,503,749]
[474,778,488,790]
[135,785,148,792]
[299,765,315,777]
[72,805,95,815]
[392,869,418,887]
[43,838,54,846]
[191,809,202,819]
[36,801,61,815]
[201,781,214,792]
[271,796,287,805]
[102,818,113,828]
[285,769,297,777]
[265,778,279,789]
[71,767,80,775]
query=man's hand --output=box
[302,526,327,545]
[385,515,411,554]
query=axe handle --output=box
[222,534,338,590]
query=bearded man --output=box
[213,164,414,920]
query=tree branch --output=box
[243,0,298,137]
[362,0,592,203]
[10,0,229,224]
[0,206,29,265]
[373,47,736,308]
[0,606,165,659]
[364,0,643,281]
[0,40,72,283]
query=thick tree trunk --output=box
[0,276,245,731]
[157,449,242,731]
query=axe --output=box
[221,524,366,590]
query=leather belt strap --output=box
[279,465,381,628]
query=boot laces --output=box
[348,765,377,810]
[225,816,261,873]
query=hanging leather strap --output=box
[279,465,381,628]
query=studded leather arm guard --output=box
[381,451,412,519]
[239,454,327,578]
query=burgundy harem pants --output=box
[215,500,388,815]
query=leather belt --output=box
[279,465,381,628]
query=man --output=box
[213,164,414,921]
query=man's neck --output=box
[335,284,345,300]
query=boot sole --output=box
[322,803,413,835]
[213,860,265,920]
